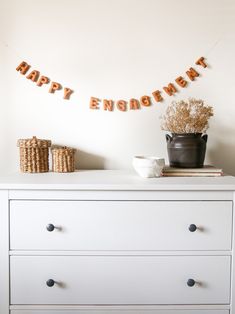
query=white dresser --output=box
[1,170,235,314]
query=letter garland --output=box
[16,61,73,100]
[90,57,206,111]
[16,57,208,110]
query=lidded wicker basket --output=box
[17,136,51,173]
[52,146,76,173]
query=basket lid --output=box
[17,136,52,148]
[51,146,76,154]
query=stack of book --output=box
[162,165,223,177]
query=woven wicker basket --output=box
[52,146,76,173]
[17,136,51,173]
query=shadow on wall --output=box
[51,144,105,170]
[74,150,105,170]
[207,124,235,176]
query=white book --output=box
[162,172,223,177]
[163,165,223,174]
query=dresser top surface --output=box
[0,170,235,191]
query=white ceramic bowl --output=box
[132,156,165,178]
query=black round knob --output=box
[46,224,55,232]
[188,224,197,232]
[46,279,55,287]
[187,278,195,287]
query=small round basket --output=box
[52,146,76,173]
[17,136,51,173]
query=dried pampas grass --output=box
[160,98,214,133]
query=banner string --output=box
[1,31,226,64]
[204,34,225,57]
[0,39,23,60]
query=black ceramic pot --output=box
[166,133,208,168]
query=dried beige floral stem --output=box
[160,98,214,133]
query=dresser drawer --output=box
[10,310,230,314]
[10,255,230,305]
[10,200,232,251]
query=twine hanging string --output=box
[0,39,25,61]
[203,33,226,57]
[0,31,226,71]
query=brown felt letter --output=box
[90,97,100,109]
[186,67,199,81]
[26,70,40,82]
[140,95,151,107]
[63,88,73,100]
[129,99,140,110]
[175,76,187,88]
[103,99,114,111]
[152,90,163,102]
[195,57,207,68]
[163,83,177,96]
[117,100,127,112]
[16,61,30,75]
[49,82,62,93]
[37,76,50,86]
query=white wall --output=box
[0,0,235,174]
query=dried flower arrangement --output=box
[160,98,214,133]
